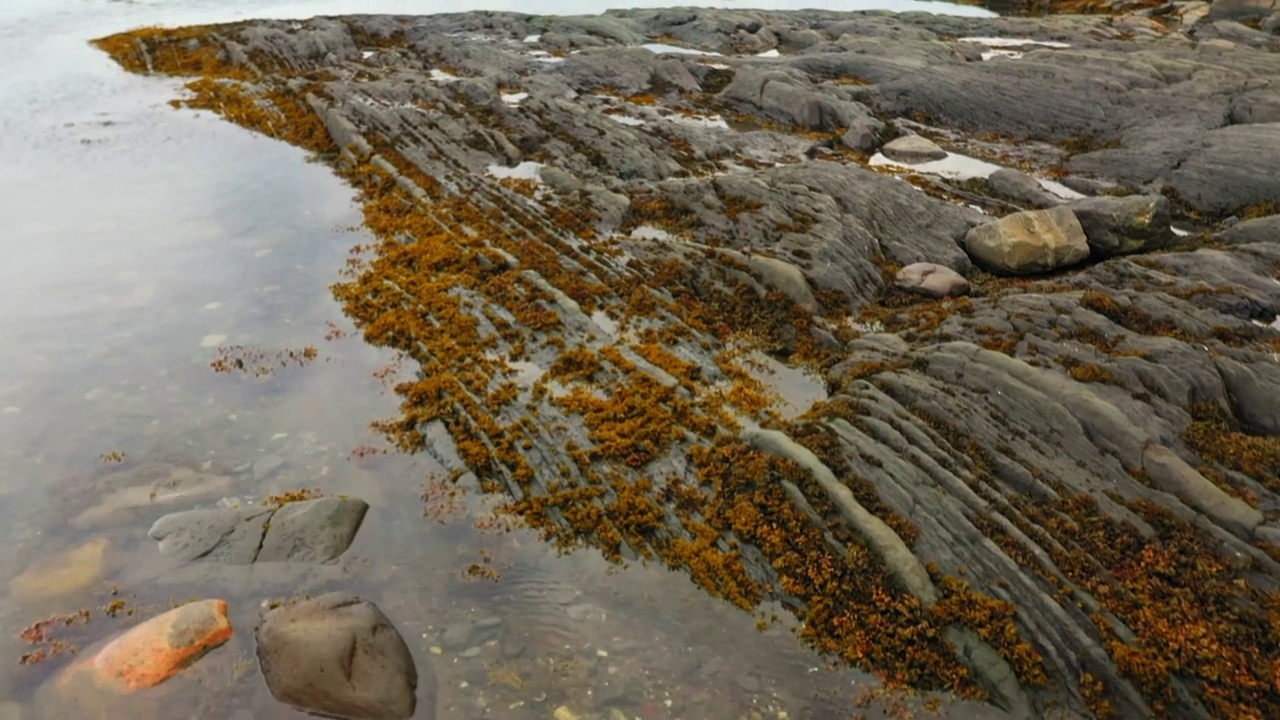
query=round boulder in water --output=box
[255,592,427,720]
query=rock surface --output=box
[256,593,424,720]
[93,9,1280,720]
[1067,194,1173,257]
[148,497,368,564]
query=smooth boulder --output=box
[894,262,971,298]
[963,207,1090,275]
[1216,213,1280,245]
[1068,194,1173,257]
[987,168,1062,209]
[880,134,947,163]
[255,593,425,720]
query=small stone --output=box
[475,615,503,629]
[441,622,474,649]
[880,134,947,163]
[256,593,426,720]
[553,706,580,720]
[459,646,482,658]
[893,262,970,299]
[55,599,232,693]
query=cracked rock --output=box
[147,497,368,564]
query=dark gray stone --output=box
[1068,194,1173,257]
[1216,214,1280,245]
[986,168,1062,209]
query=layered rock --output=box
[93,10,1280,720]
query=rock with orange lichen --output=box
[35,600,232,716]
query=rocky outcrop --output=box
[93,9,1280,720]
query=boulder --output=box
[256,593,425,720]
[1216,214,1280,245]
[880,134,947,163]
[1209,0,1280,21]
[148,497,368,564]
[963,207,1090,275]
[894,262,971,298]
[1068,194,1173,257]
[986,168,1062,209]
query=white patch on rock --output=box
[640,43,723,57]
[500,92,528,105]
[960,37,1072,49]
[756,48,780,57]
[429,69,459,83]
[486,161,544,180]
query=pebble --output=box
[553,707,580,720]
[441,622,474,649]
[459,646,482,658]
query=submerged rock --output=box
[256,593,425,720]
[9,537,108,603]
[963,207,1089,274]
[148,496,368,564]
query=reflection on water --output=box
[0,0,1001,719]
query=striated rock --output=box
[92,11,1280,720]
[1067,194,1173,257]
[894,262,970,298]
[148,496,368,564]
[256,593,425,720]
[1210,0,1280,20]
[963,207,1089,275]
[880,134,947,163]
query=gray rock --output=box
[986,168,1062,209]
[1068,195,1173,257]
[148,497,368,564]
[1142,444,1262,538]
[894,262,971,298]
[963,207,1090,275]
[1209,0,1280,21]
[256,497,370,563]
[256,593,426,720]
[253,454,285,480]
[1213,356,1280,435]
[841,115,883,152]
[1216,214,1280,245]
[881,134,947,163]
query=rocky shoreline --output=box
[94,5,1280,719]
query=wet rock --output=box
[963,207,1089,275]
[986,168,1061,209]
[1143,444,1262,538]
[52,599,232,694]
[894,262,971,298]
[148,496,368,564]
[256,593,425,720]
[9,537,108,603]
[1067,194,1173,257]
[1216,213,1280,245]
[880,134,946,163]
[1210,0,1280,21]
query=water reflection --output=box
[1,0,1003,718]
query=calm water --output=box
[0,1,1001,718]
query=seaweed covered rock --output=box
[92,9,1280,720]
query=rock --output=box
[73,463,237,528]
[148,496,368,564]
[1263,12,1280,32]
[894,262,971,298]
[1209,0,1280,21]
[1212,356,1280,435]
[841,115,883,152]
[252,454,285,480]
[1216,214,1280,245]
[52,599,232,694]
[1142,444,1262,538]
[880,134,947,163]
[963,207,1090,275]
[986,168,1062,209]
[256,593,424,720]
[1067,195,1173,257]
[9,537,108,603]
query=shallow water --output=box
[0,1,1002,718]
